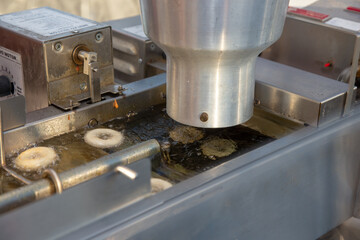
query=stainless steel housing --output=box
[139,0,289,128]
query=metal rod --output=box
[0,139,160,214]
[2,166,32,185]
[0,108,32,185]
[43,169,63,194]
[344,36,360,115]
[0,108,5,167]
[115,166,138,180]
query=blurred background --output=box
[0,0,140,21]
[0,0,318,22]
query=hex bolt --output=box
[200,112,208,122]
[95,32,103,41]
[54,42,62,51]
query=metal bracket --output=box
[78,51,102,103]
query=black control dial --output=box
[0,75,14,97]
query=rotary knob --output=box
[0,75,14,97]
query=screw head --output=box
[54,42,62,51]
[88,118,98,128]
[95,32,103,41]
[80,82,87,91]
[200,112,208,122]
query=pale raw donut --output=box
[151,178,173,194]
[84,128,124,149]
[14,147,58,172]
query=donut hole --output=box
[97,133,112,140]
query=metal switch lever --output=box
[78,51,102,103]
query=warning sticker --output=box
[326,17,360,32]
[0,47,24,98]
[0,8,96,37]
[124,25,148,39]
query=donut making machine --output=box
[0,1,360,239]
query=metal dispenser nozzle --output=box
[140,0,289,128]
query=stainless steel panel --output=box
[107,16,164,84]
[140,0,289,128]
[62,105,360,240]
[255,58,351,126]
[261,16,357,80]
[0,140,158,214]
[0,95,25,130]
[0,25,48,112]
[0,157,153,240]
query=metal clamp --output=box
[115,166,138,180]
[42,168,63,194]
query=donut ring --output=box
[151,178,173,194]
[14,147,58,172]
[84,128,124,149]
[169,125,204,144]
[200,138,237,158]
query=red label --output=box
[347,6,360,13]
[287,7,329,21]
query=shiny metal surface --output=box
[140,0,289,128]
[60,105,360,240]
[0,7,115,112]
[0,107,32,185]
[42,168,63,194]
[0,96,25,131]
[255,58,352,126]
[261,16,358,81]
[107,16,164,84]
[115,166,138,180]
[4,74,166,154]
[78,51,102,103]
[0,139,160,213]
[0,157,152,240]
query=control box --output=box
[0,7,117,112]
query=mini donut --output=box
[169,125,204,144]
[151,178,173,194]
[14,147,58,171]
[84,128,124,149]
[200,138,237,158]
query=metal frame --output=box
[65,106,360,240]
[0,104,358,239]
